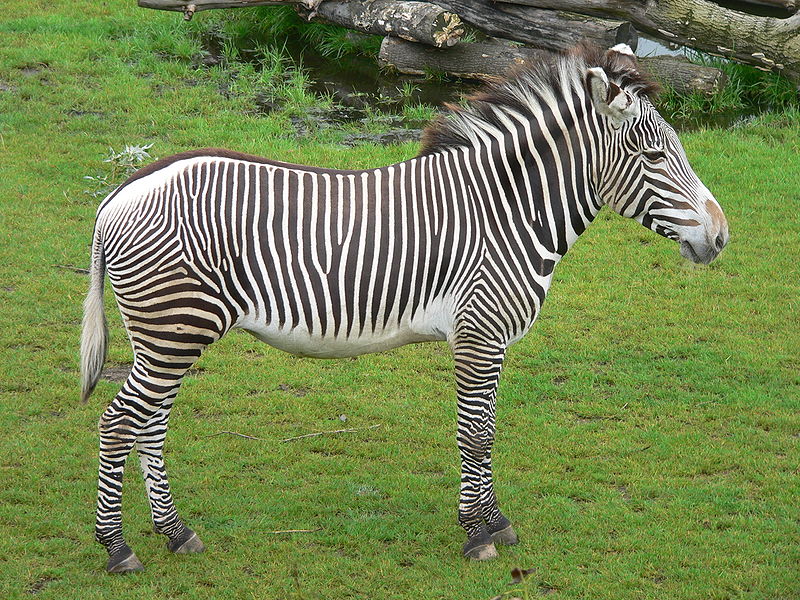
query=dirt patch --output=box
[66,109,106,119]
[100,365,131,383]
[617,485,631,501]
[20,66,43,76]
[276,383,309,397]
[25,576,58,594]
[539,585,558,595]
[286,106,369,137]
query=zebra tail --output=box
[80,224,108,403]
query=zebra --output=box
[81,43,728,573]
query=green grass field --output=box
[1,1,799,599]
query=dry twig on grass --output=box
[206,430,265,441]
[264,528,322,534]
[206,424,382,443]
[281,424,382,443]
[54,264,90,274]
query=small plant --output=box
[221,38,242,64]
[422,66,450,83]
[460,29,480,44]
[301,24,382,59]
[396,81,420,103]
[83,143,154,198]
[359,105,395,132]
[489,568,540,600]
[402,102,438,125]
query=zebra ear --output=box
[586,67,638,126]
[608,43,639,69]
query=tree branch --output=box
[488,0,800,81]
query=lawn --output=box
[0,1,798,599]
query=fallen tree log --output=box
[434,2,638,52]
[139,0,798,84]
[639,55,728,95]
[486,0,800,82]
[299,1,464,47]
[378,36,550,79]
[724,0,797,13]
[140,0,463,46]
[379,36,727,95]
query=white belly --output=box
[236,298,455,358]
[239,321,443,358]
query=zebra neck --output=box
[463,121,602,262]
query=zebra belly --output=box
[237,319,444,358]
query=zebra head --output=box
[586,44,729,265]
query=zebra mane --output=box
[418,43,660,157]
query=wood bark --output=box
[486,0,800,82]
[378,36,550,79]
[640,55,728,95]
[303,1,464,47]
[721,0,796,13]
[435,2,638,52]
[379,36,727,95]
[140,0,463,46]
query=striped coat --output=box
[82,43,728,573]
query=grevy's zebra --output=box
[81,44,728,573]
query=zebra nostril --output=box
[714,232,726,251]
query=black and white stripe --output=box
[82,43,728,571]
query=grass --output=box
[1,1,799,599]
[185,5,383,60]
[656,49,800,127]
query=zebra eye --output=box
[643,149,666,162]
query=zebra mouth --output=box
[680,240,717,265]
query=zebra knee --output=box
[457,431,492,468]
[98,410,140,448]
[98,409,135,432]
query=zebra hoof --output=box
[168,528,206,554]
[490,525,519,546]
[463,531,499,561]
[464,541,499,561]
[106,546,145,574]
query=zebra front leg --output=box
[137,398,205,555]
[453,339,507,560]
[481,451,518,546]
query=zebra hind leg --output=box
[136,397,205,556]
[96,374,153,573]
[96,354,206,573]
